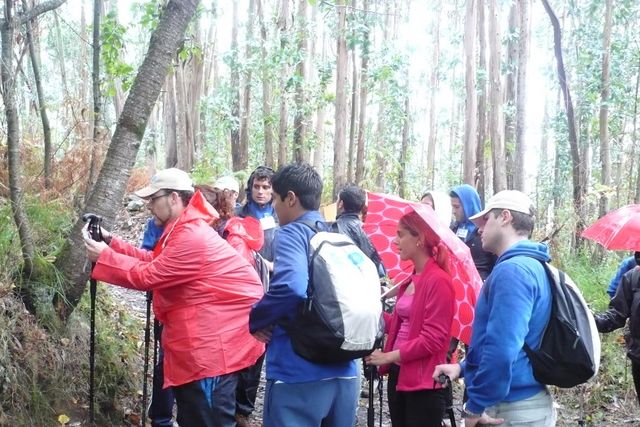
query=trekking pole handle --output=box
[82,213,104,243]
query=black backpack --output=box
[523,262,600,388]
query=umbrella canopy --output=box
[364,192,483,344]
[582,204,640,251]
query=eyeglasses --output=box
[147,191,171,203]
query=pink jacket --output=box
[379,258,455,391]
[92,191,265,388]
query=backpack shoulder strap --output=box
[299,220,324,233]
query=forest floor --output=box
[108,207,640,427]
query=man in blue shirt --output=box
[249,164,358,427]
[434,190,556,426]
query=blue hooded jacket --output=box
[607,256,637,298]
[450,184,482,242]
[461,240,552,414]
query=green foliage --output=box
[101,11,135,96]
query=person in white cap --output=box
[433,190,556,426]
[214,175,240,208]
[83,168,264,427]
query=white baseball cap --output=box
[214,176,240,194]
[133,168,194,198]
[469,190,534,225]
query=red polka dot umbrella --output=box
[363,192,483,345]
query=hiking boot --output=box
[360,388,369,398]
[235,414,253,427]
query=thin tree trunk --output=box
[54,0,201,320]
[239,0,254,169]
[256,0,274,167]
[293,0,308,163]
[230,0,241,171]
[53,13,74,122]
[333,0,348,199]
[488,0,506,192]
[398,95,410,199]
[164,72,177,167]
[541,0,585,247]
[86,0,102,198]
[463,0,476,185]
[633,57,640,204]
[277,0,289,167]
[514,0,530,191]
[313,14,327,177]
[22,0,53,189]
[347,48,357,183]
[504,2,517,189]
[354,0,369,184]
[426,1,441,188]
[476,0,487,203]
[598,0,613,217]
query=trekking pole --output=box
[366,362,375,427]
[436,374,456,427]
[377,369,383,427]
[142,291,153,427]
[82,213,104,425]
[578,384,586,426]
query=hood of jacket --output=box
[498,240,551,264]
[451,184,482,241]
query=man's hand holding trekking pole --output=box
[432,363,504,426]
[82,224,111,262]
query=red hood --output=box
[224,216,264,251]
[154,191,219,256]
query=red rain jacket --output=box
[92,191,265,387]
[224,216,264,266]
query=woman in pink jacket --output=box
[365,211,455,427]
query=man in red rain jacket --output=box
[84,168,264,427]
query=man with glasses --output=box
[83,168,265,427]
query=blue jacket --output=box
[607,256,637,298]
[461,240,552,414]
[141,218,164,250]
[249,210,357,382]
[450,184,482,242]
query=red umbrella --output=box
[364,192,483,345]
[582,204,640,251]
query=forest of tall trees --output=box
[2,0,640,424]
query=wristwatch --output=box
[461,403,482,419]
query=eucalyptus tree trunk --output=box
[398,96,410,199]
[256,0,274,167]
[504,2,517,189]
[164,72,178,167]
[514,0,530,191]
[541,0,586,247]
[463,0,476,186]
[293,0,308,164]
[476,0,487,203]
[488,0,506,192]
[230,0,242,171]
[598,0,613,217]
[2,0,67,315]
[86,0,102,198]
[354,0,369,184]
[22,0,53,189]
[277,0,290,167]
[347,48,357,182]
[633,58,640,204]
[239,0,254,169]
[426,1,441,188]
[54,0,201,321]
[333,0,348,199]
